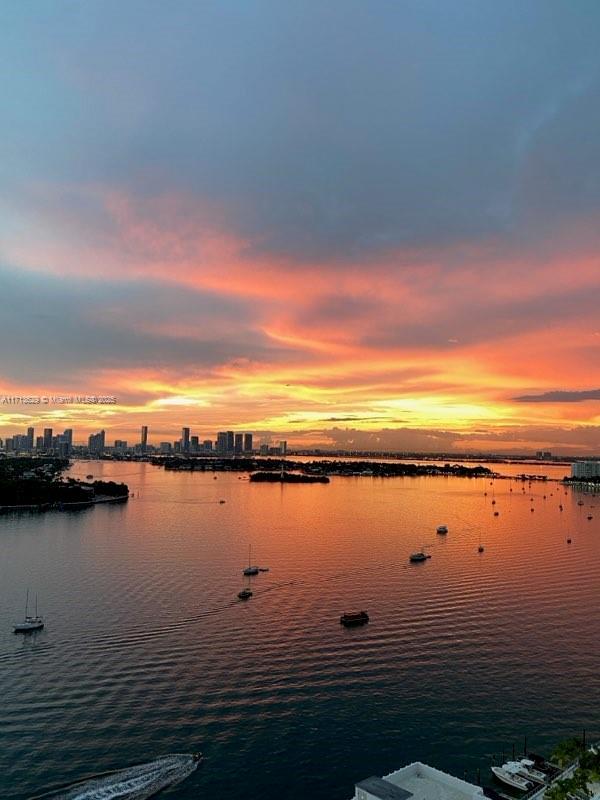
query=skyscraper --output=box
[182,427,190,453]
[43,428,53,450]
[141,425,148,453]
[88,430,105,454]
[26,427,34,450]
[244,433,253,453]
[234,433,243,454]
[190,435,199,452]
[226,431,234,453]
[216,432,228,453]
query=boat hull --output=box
[491,767,531,791]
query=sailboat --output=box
[14,590,44,633]
[243,545,260,576]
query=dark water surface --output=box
[0,461,598,799]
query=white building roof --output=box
[355,762,484,800]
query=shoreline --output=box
[0,493,129,514]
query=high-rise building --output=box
[216,432,228,453]
[182,427,190,453]
[203,440,213,452]
[226,431,234,453]
[26,427,34,450]
[140,425,148,453]
[234,433,243,454]
[571,461,600,479]
[88,430,105,455]
[6,437,14,452]
[114,439,128,452]
[60,429,73,455]
[190,435,199,452]
[160,442,172,453]
[43,428,53,450]
[244,433,253,453]
[279,441,287,455]
[35,436,44,450]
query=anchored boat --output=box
[13,590,44,633]
[409,550,431,563]
[243,544,260,576]
[340,611,369,627]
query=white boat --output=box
[492,765,532,791]
[13,590,44,633]
[517,759,547,782]
[436,525,448,534]
[243,544,260,575]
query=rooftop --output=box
[355,776,413,800]
[355,763,484,800]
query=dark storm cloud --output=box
[0,265,299,383]
[514,389,600,403]
[3,1,600,262]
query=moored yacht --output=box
[491,766,531,791]
[13,590,44,633]
[340,610,369,627]
[243,544,260,576]
[409,551,431,563]
[436,525,448,534]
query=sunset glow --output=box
[1,2,599,453]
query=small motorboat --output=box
[436,525,448,534]
[340,610,369,627]
[219,500,226,504]
[517,759,547,783]
[588,515,593,520]
[409,551,431,563]
[478,545,484,553]
[14,590,44,633]
[491,766,531,791]
[238,587,252,600]
[494,511,499,516]
[86,474,93,480]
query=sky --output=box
[1,0,600,454]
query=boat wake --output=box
[30,753,201,800]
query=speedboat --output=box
[340,610,369,627]
[14,590,44,633]
[409,551,431,562]
[436,525,448,534]
[238,587,252,600]
[491,766,531,791]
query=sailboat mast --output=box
[35,594,38,617]
[25,588,29,617]
[248,544,251,568]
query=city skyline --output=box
[1,2,600,454]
